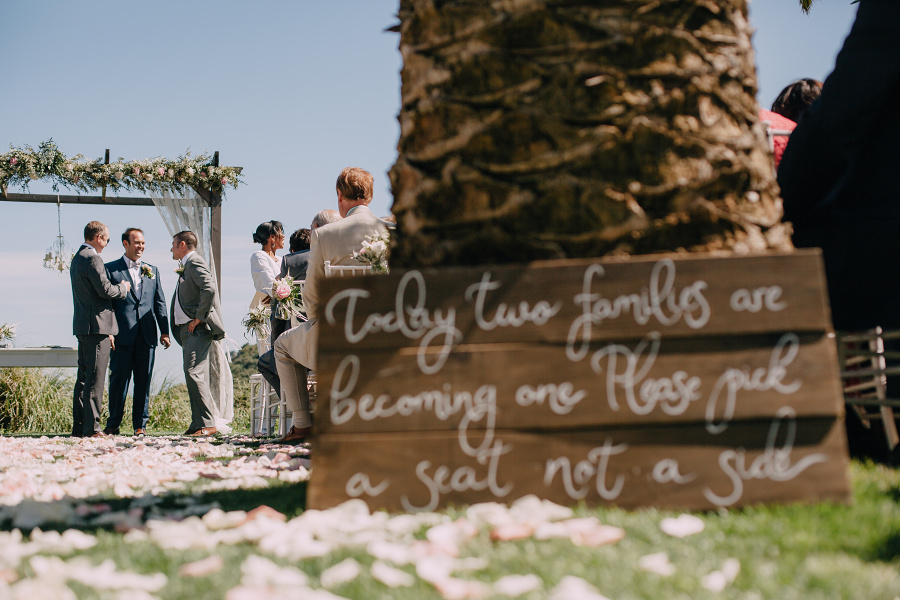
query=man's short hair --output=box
[311,209,341,229]
[289,228,312,253]
[174,230,198,249]
[84,221,107,242]
[336,167,373,203]
[122,227,144,243]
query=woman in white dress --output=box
[249,220,284,313]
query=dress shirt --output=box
[125,256,142,295]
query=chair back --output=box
[836,327,900,452]
[324,261,373,278]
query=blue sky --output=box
[0,1,858,384]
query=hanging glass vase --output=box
[43,197,74,273]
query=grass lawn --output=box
[3,455,898,600]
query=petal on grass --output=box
[492,574,542,596]
[371,561,415,588]
[659,514,705,538]
[320,558,361,588]
[638,552,675,576]
[178,555,224,577]
[548,576,612,600]
[240,555,309,588]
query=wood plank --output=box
[318,250,832,352]
[315,332,844,433]
[0,193,155,206]
[308,417,851,512]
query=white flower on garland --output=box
[352,232,390,274]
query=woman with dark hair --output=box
[249,220,284,311]
[771,78,822,123]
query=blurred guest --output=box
[311,209,341,229]
[779,0,900,460]
[771,78,823,123]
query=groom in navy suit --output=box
[104,228,170,435]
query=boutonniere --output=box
[175,261,185,277]
[141,264,154,279]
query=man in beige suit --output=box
[274,167,390,443]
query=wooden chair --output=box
[835,327,900,453]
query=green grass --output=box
[0,368,252,435]
[3,461,898,599]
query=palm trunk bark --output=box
[389,0,790,268]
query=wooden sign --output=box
[308,250,851,511]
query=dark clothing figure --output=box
[779,0,900,333]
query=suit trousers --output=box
[177,325,216,429]
[273,327,312,428]
[74,334,112,436]
[257,348,281,397]
[107,340,155,431]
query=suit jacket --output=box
[170,251,226,344]
[70,244,129,336]
[106,257,169,347]
[778,0,900,330]
[280,249,311,281]
[287,205,389,369]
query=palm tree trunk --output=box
[389,0,790,268]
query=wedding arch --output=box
[0,140,242,431]
[0,140,243,292]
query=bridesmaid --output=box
[249,220,284,313]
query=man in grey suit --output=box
[274,167,390,443]
[70,221,131,437]
[104,228,171,436]
[169,230,226,436]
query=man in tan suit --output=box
[274,167,390,443]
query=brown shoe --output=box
[277,425,312,444]
[134,429,146,436]
[89,432,106,438]
[184,427,217,437]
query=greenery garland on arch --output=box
[0,140,242,197]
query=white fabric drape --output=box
[150,188,234,433]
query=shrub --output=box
[0,367,73,433]
[0,368,251,435]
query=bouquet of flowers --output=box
[272,275,304,321]
[0,323,16,342]
[241,304,271,340]
[352,232,390,274]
